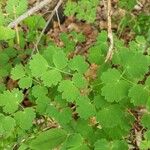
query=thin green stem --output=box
[121,76,136,86]
[92,82,104,87]
[48,66,73,76]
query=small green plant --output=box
[0,29,150,149]
[0,0,150,149]
[64,0,99,23]
[117,0,150,38]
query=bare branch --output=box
[8,0,53,28]
[33,0,63,51]
[105,0,114,62]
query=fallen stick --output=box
[105,0,114,62]
[8,0,53,28]
[33,0,63,51]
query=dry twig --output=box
[105,0,114,62]
[8,0,53,28]
[33,0,63,51]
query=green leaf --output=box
[101,69,121,84]
[128,84,149,106]
[43,45,60,65]
[144,130,150,140]
[145,76,150,88]
[0,52,9,65]
[0,89,23,113]
[146,97,150,111]
[72,73,87,89]
[58,108,72,124]
[119,0,136,10]
[140,140,150,150]
[88,31,108,64]
[94,95,109,109]
[32,85,48,98]
[101,80,129,102]
[101,69,130,102]
[69,55,89,74]
[111,140,128,150]
[112,48,129,65]
[29,128,67,150]
[0,11,5,26]
[96,105,124,128]
[14,108,35,130]
[105,126,129,140]
[29,53,49,78]
[24,15,46,29]
[18,76,32,89]
[94,139,128,150]
[0,83,6,93]
[141,113,150,129]
[68,144,90,150]
[36,96,50,114]
[0,64,11,77]
[62,133,83,150]
[41,69,62,87]
[97,31,108,43]
[4,47,17,58]
[123,53,149,79]
[88,45,104,65]
[59,32,76,53]
[64,1,77,17]
[76,96,96,119]
[75,119,94,140]
[18,144,28,150]
[58,80,80,102]
[0,114,16,136]
[65,0,99,23]
[70,31,86,43]
[94,139,110,150]
[46,105,59,120]
[11,64,25,80]
[53,51,68,69]
[0,26,15,40]
[6,0,28,17]
[61,133,90,150]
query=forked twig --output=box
[8,0,53,28]
[33,0,63,53]
[28,0,63,57]
[105,0,114,62]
